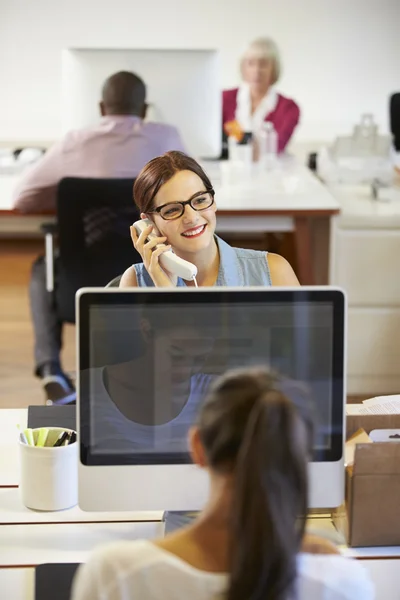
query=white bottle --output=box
[235,132,253,167]
[259,122,278,169]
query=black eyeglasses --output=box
[149,189,215,221]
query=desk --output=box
[0,408,163,599]
[0,162,340,284]
[1,409,399,598]
[328,184,400,395]
[0,409,27,488]
[0,174,55,238]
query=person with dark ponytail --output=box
[72,367,373,600]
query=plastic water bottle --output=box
[259,122,278,169]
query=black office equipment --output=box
[390,92,400,151]
[35,563,80,600]
[28,405,76,431]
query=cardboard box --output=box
[332,413,400,547]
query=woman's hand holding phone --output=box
[130,223,178,287]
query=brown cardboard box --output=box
[346,414,400,439]
[332,413,400,547]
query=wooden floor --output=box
[0,240,74,408]
[1,238,367,409]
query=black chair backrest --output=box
[390,93,400,152]
[56,177,141,322]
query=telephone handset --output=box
[133,218,198,282]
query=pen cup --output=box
[19,427,78,511]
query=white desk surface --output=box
[0,521,163,567]
[0,410,163,523]
[203,161,340,213]
[1,409,400,561]
[0,163,340,214]
[0,488,163,525]
[0,164,339,238]
[0,516,397,567]
[1,409,400,599]
[329,183,400,229]
[0,173,19,210]
[0,409,27,442]
[0,569,34,600]
[0,409,27,487]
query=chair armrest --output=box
[40,224,57,293]
[106,275,122,288]
[40,222,58,236]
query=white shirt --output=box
[71,540,374,600]
[235,83,278,133]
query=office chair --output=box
[390,93,400,152]
[40,178,140,405]
[106,274,123,288]
[42,177,141,324]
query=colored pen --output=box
[19,431,28,445]
[24,428,35,446]
[53,431,69,447]
[62,432,72,446]
[36,428,49,447]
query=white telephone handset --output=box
[133,218,198,282]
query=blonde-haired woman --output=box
[223,37,300,153]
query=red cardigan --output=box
[222,88,300,153]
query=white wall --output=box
[0,0,399,145]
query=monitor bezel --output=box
[77,287,346,467]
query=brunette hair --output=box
[133,151,214,214]
[197,367,313,600]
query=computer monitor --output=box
[390,92,400,152]
[61,48,221,158]
[76,287,346,512]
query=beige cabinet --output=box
[329,186,400,395]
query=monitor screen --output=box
[61,48,221,158]
[78,288,345,468]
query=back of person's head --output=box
[133,151,213,214]
[195,367,313,600]
[100,71,146,117]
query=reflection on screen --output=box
[81,302,334,462]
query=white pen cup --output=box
[19,427,78,511]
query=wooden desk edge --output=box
[0,209,55,217]
[217,208,340,217]
[1,208,340,218]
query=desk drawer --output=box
[348,308,400,376]
[332,230,400,306]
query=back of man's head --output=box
[100,71,146,117]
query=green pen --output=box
[36,428,49,447]
[24,428,34,446]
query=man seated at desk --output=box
[14,71,185,404]
[12,70,185,212]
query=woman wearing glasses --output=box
[120,150,299,533]
[120,150,299,288]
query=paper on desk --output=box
[363,395,400,414]
[346,395,400,415]
[363,394,400,406]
